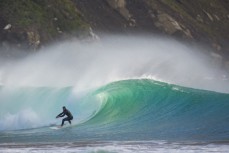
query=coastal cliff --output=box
[0,0,228,67]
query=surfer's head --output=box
[63,106,66,110]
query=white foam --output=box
[0,141,229,153]
[0,108,41,131]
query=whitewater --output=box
[0,35,229,152]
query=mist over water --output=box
[0,35,228,92]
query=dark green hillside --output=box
[0,0,89,50]
[0,0,229,67]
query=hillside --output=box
[0,0,228,65]
[73,0,228,54]
[0,0,89,51]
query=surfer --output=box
[56,106,73,127]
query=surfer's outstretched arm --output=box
[56,112,65,118]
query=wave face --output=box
[82,79,229,141]
[1,79,229,143]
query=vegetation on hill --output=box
[0,0,89,50]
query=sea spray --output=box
[0,35,228,92]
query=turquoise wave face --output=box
[0,86,101,131]
[0,79,229,143]
[81,79,229,141]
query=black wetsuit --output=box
[57,109,73,126]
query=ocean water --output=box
[0,79,229,152]
[0,36,229,152]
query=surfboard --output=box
[49,126,63,130]
[49,124,72,130]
